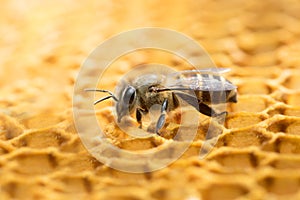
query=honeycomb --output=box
[1,0,300,199]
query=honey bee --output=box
[86,68,237,135]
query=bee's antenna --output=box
[84,89,119,102]
[93,95,116,105]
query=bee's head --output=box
[116,85,137,123]
[227,89,238,103]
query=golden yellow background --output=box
[1,0,300,199]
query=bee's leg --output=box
[156,99,168,135]
[173,91,227,117]
[136,108,143,128]
[199,103,227,117]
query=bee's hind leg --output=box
[156,99,168,135]
[199,103,227,117]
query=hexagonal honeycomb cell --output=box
[1,0,300,199]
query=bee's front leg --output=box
[136,108,143,128]
[156,99,168,135]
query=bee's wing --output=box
[163,69,236,92]
[201,68,231,73]
[174,68,231,76]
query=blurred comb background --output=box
[1,0,300,199]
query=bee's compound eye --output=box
[124,86,136,105]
